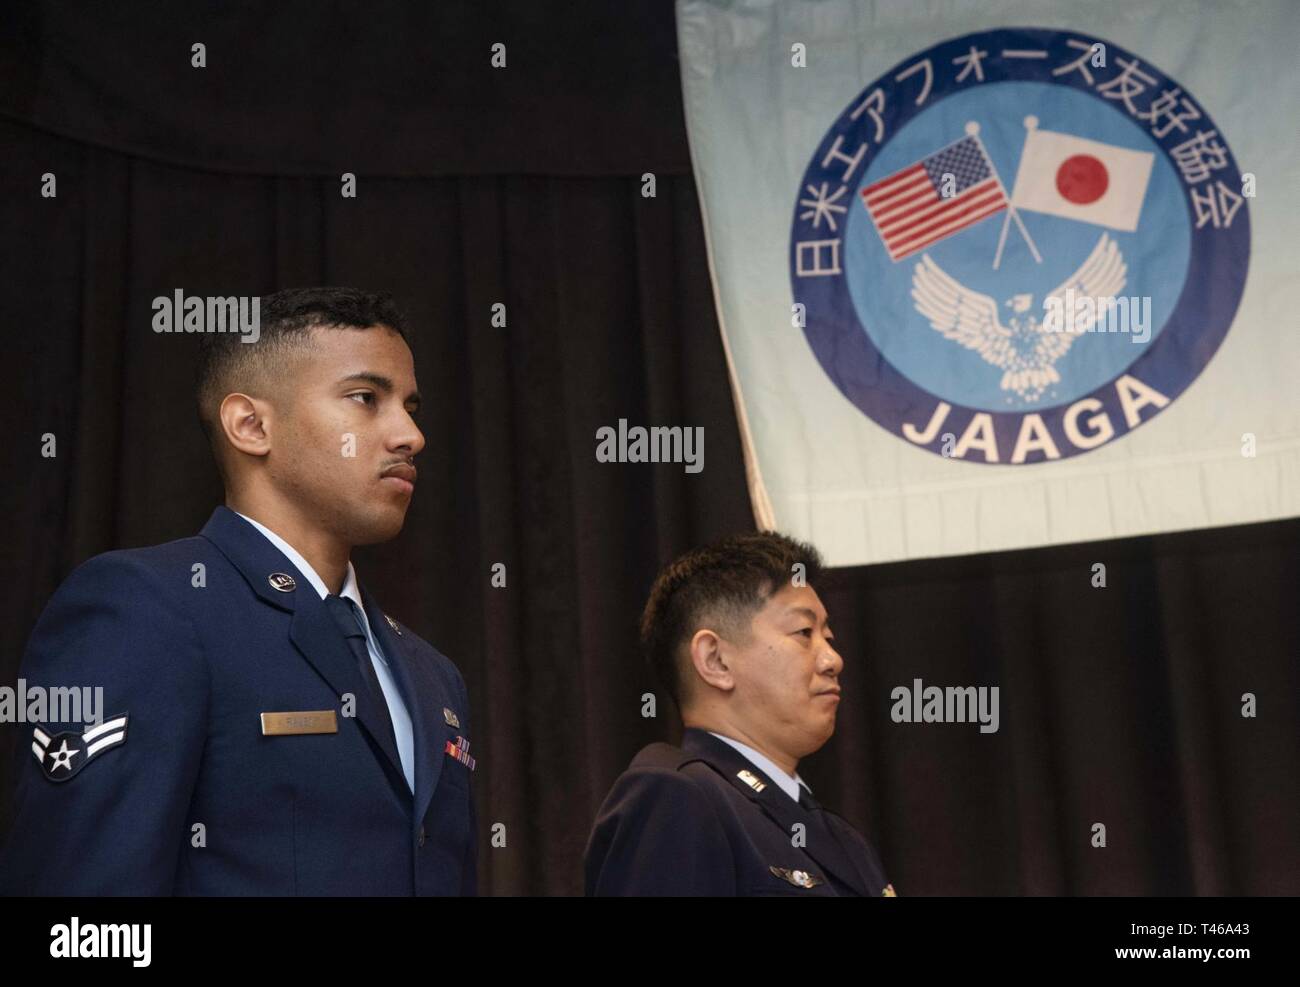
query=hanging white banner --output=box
[677,0,1299,566]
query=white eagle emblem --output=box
[911,233,1127,401]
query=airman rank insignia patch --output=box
[31,714,129,783]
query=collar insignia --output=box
[737,769,767,793]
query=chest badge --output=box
[444,735,476,771]
[770,866,823,889]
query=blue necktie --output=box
[323,594,396,750]
[798,786,873,897]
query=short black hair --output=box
[640,531,824,710]
[195,286,410,458]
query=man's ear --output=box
[218,392,272,460]
[688,628,735,694]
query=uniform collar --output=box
[232,510,354,600]
[681,728,873,896]
[705,731,809,804]
[233,511,376,646]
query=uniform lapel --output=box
[681,728,872,896]
[288,597,407,788]
[199,506,407,790]
[360,585,446,827]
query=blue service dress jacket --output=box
[585,728,893,896]
[1,506,476,895]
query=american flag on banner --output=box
[861,134,1008,261]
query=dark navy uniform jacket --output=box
[585,728,892,896]
[0,506,476,895]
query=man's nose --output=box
[390,414,425,457]
[821,640,843,676]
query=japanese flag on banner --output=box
[1010,120,1154,230]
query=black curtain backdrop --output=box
[1,2,1296,896]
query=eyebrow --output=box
[338,372,421,410]
[787,605,832,630]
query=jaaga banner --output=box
[677,0,1299,566]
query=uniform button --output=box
[418,826,426,847]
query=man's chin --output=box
[812,716,838,748]
[349,507,409,546]
[794,723,836,760]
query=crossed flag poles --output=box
[860,121,1039,269]
[862,118,1154,268]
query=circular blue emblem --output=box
[789,28,1249,464]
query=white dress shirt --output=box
[708,731,811,804]
[235,511,416,793]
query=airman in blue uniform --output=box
[2,287,477,895]
[2,506,475,895]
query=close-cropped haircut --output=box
[640,531,824,709]
[194,286,410,462]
